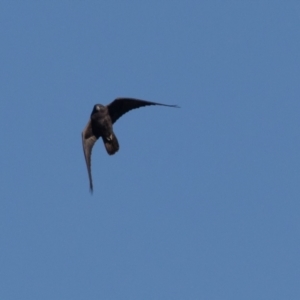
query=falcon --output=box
[82,97,178,192]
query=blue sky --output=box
[1,1,300,299]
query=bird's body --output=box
[89,104,119,155]
[82,97,178,192]
[91,105,112,138]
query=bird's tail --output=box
[103,132,119,155]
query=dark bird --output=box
[82,97,178,192]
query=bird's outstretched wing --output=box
[82,120,97,193]
[107,98,179,124]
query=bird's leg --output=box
[106,133,113,141]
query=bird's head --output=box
[92,104,106,114]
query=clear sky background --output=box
[1,1,299,299]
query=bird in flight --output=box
[82,97,178,193]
